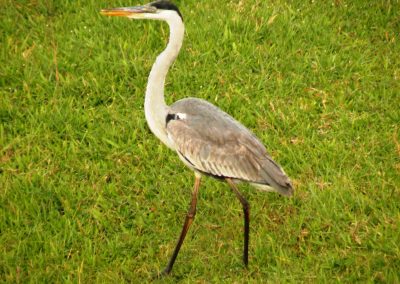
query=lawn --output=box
[1,0,399,282]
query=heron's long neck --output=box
[144,17,184,149]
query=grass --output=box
[1,0,399,282]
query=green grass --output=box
[1,0,399,282]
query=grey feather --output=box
[166,98,293,196]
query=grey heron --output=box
[101,0,294,275]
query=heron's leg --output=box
[226,178,250,267]
[162,174,201,275]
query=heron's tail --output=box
[253,156,294,196]
[251,180,293,197]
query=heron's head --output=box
[101,0,183,22]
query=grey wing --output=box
[166,98,292,192]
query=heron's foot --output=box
[151,267,171,280]
[161,266,172,276]
[244,257,248,268]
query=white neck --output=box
[143,11,184,149]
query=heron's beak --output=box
[101,5,157,17]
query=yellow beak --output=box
[101,6,156,17]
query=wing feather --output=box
[166,98,292,192]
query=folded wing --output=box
[166,98,292,191]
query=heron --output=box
[101,0,293,275]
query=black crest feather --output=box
[149,0,183,20]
